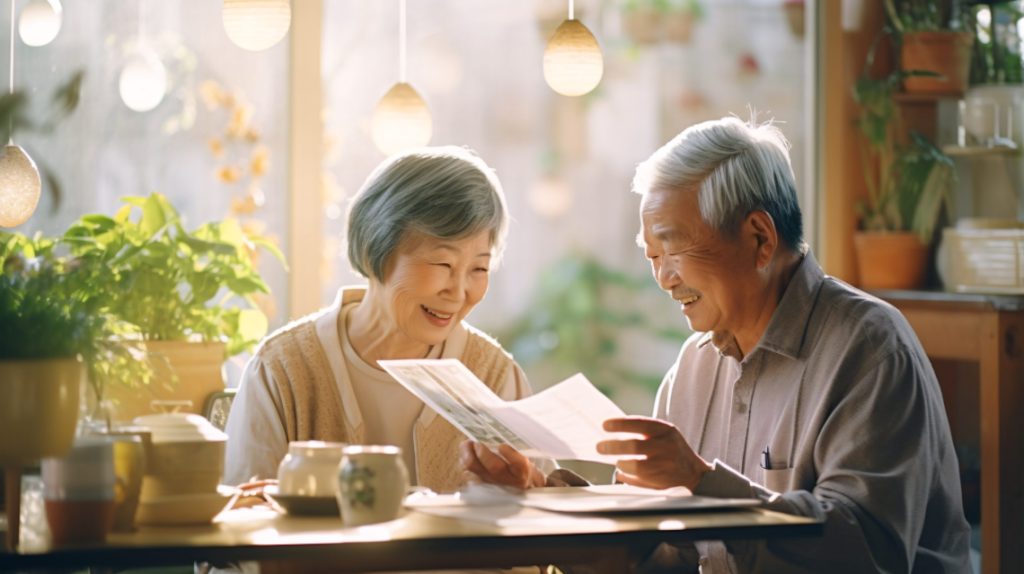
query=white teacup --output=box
[337,445,409,526]
[278,440,346,497]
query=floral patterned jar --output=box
[337,445,409,526]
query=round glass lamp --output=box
[543,19,603,97]
[222,0,291,52]
[119,51,167,112]
[18,0,62,47]
[0,145,42,228]
[371,82,433,155]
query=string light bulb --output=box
[371,0,432,154]
[543,0,603,97]
[119,51,167,112]
[222,0,291,52]
[0,0,41,228]
[18,0,62,47]
[119,2,166,112]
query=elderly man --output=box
[463,117,972,572]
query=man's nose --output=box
[656,261,681,291]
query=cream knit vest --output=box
[258,318,513,494]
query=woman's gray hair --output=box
[347,145,509,281]
[632,116,806,253]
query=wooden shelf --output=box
[942,144,1020,157]
[894,91,964,104]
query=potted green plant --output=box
[621,0,704,45]
[0,234,100,465]
[852,53,956,289]
[61,192,286,423]
[885,0,973,94]
[663,0,704,44]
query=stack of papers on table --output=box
[405,484,760,529]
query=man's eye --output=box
[474,267,489,273]
[435,263,452,269]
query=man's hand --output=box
[597,416,712,490]
[459,441,546,489]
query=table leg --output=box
[4,466,22,552]
[979,312,1024,574]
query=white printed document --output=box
[378,358,628,464]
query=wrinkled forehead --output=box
[638,187,714,246]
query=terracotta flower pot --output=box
[622,8,661,44]
[901,31,973,95]
[783,0,805,38]
[663,12,695,44]
[854,231,929,290]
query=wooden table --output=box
[877,290,1024,574]
[0,504,821,572]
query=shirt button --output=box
[736,402,748,414]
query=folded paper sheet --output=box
[378,359,628,464]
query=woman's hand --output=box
[459,441,546,489]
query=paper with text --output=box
[378,359,628,464]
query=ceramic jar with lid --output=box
[133,412,227,498]
[278,441,346,497]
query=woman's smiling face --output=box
[375,230,493,347]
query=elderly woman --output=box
[224,146,536,493]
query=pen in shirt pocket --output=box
[760,446,772,469]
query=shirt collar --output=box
[696,251,824,361]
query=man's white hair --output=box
[632,115,806,253]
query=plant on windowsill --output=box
[852,44,956,290]
[60,192,286,424]
[0,235,107,465]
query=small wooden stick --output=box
[4,466,22,552]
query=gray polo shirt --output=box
[653,252,971,573]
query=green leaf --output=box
[237,309,269,345]
[140,194,169,237]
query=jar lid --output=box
[288,440,346,459]
[133,413,228,444]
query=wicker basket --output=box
[941,221,1024,294]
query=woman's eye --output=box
[474,267,489,273]
[435,262,452,269]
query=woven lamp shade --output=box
[0,145,41,228]
[222,0,291,51]
[543,19,603,97]
[371,82,433,155]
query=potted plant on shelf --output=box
[853,58,956,289]
[621,0,705,45]
[61,192,286,424]
[884,0,973,94]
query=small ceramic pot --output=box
[277,441,346,497]
[337,445,409,526]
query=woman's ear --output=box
[745,210,778,270]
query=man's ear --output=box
[745,210,778,269]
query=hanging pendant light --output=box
[119,3,166,112]
[543,0,603,97]
[119,51,167,112]
[18,0,62,47]
[0,145,42,228]
[371,0,432,155]
[223,0,291,52]
[0,0,41,228]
